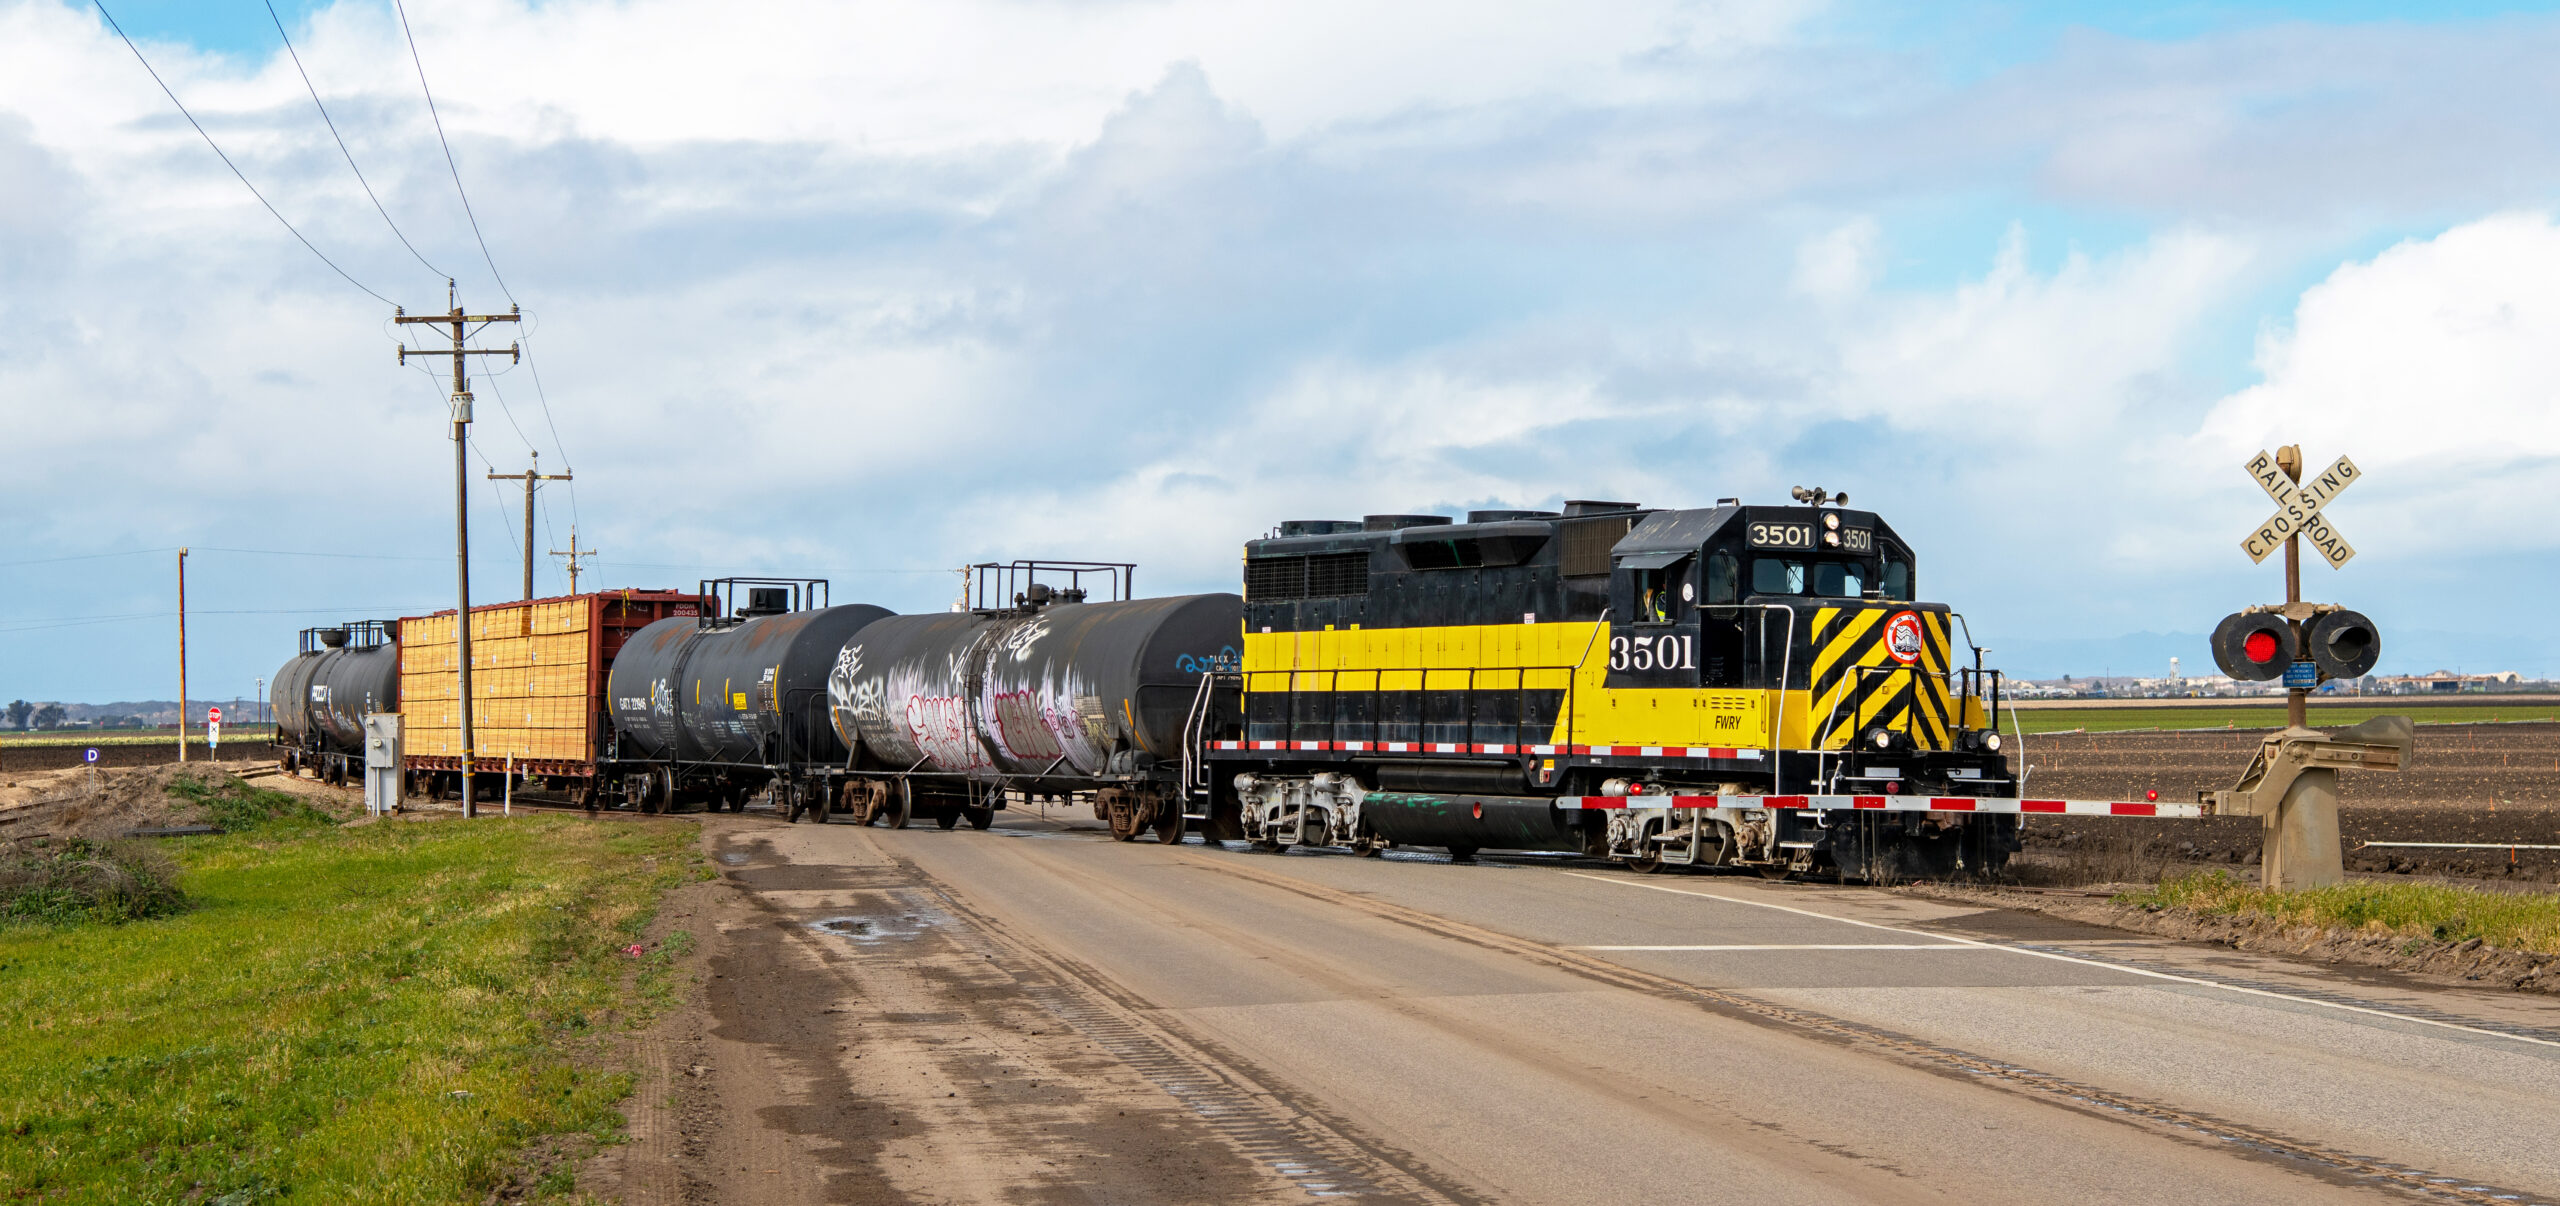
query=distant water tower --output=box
[2170,656,2182,681]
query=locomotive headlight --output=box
[1823,513,1841,531]
[1867,728,1893,750]
[1981,731,2002,753]
[1823,530,1841,547]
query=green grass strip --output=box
[2130,870,2560,955]
[2013,703,2560,734]
[0,804,698,1204]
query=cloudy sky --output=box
[5,0,2559,704]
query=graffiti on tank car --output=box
[997,618,1050,661]
[989,690,1066,761]
[905,693,991,771]
[1175,646,1241,674]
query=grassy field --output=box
[2133,870,2560,955]
[2012,702,2560,735]
[0,780,699,1204]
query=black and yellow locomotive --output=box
[1204,495,2020,877]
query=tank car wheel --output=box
[887,781,913,830]
[1445,844,1479,863]
[1153,807,1184,844]
[967,806,995,831]
[1624,851,1667,874]
[1353,836,1386,858]
[1755,863,1794,881]
[936,808,961,830]
[645,768,676,816]
[809,783,833,825]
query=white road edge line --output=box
[1581,944,1972,951]
[1561,871,2560,1050]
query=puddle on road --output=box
[716,851,751,865]
[809,910,943,945]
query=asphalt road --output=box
[628,809,2560,1205]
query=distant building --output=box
[2375,670,2525,694]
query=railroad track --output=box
[1151,845,2557,1206]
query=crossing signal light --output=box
[2211,612,2296,681]
[2306,609,2380,680]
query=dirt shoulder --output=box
[1905,881,2560,997]
[576,815,1316,1206]
[0,760,360,843]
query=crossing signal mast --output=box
[396,281,519,818]
[2202,444,2407,890]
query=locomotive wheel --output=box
[1153,807,1184,845]
[887,781,913,830]
[966,806,994,831]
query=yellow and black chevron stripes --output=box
[1805,606,1956,750]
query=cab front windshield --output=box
[1749,557,1886,599]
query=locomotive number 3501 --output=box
[1747,521,1815,549]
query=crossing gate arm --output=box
[1564,794,2206,818]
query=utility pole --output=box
[397,281,519,818]
[550,527,597,596]
[176,547,188,763]
[488,452,571,600]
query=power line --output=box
[388,3,578,535]
[0,546,451,568]
[394,0,512,304]
[262,0,447,283]
[91,0,395,308]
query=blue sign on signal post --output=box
[84,748,98,764]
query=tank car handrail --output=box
[1180,671,1217,797]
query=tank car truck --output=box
[604,579,892,815]
[270,620,399,785]
[1204,496,2031,879]
[824,561,1242,836]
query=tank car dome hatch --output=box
[738,587,791,618]
[1560,500,1641,516]
[318,628,349,648]
[1278,520,1364,537]
[1464,509,1560,523]
[1363,514,1452,531]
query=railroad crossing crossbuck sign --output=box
[2241,449,2358,568]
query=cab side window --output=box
[1631,558,1692,623]
[1882,559,1912,601]
[1704,552,1739,606]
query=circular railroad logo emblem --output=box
[1883,611,1925,665]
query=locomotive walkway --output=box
[590,810,2560,1205]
